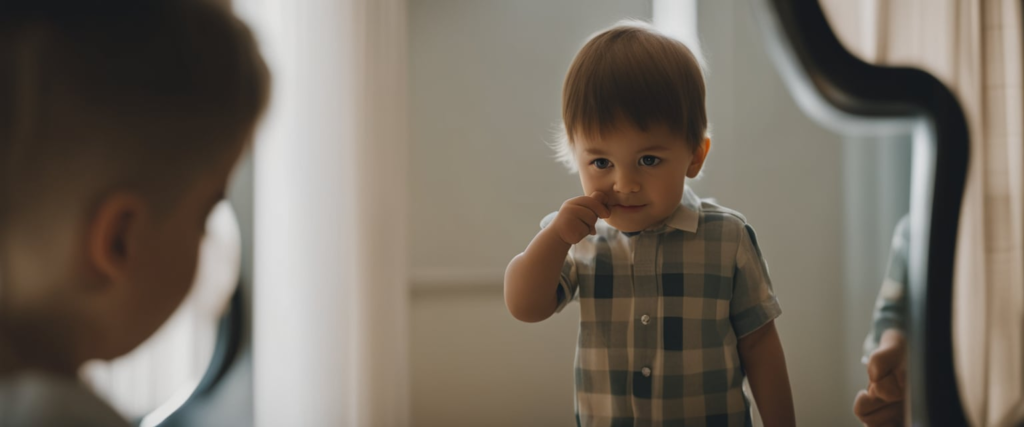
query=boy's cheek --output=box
[578,174,605,193]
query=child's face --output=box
[573,122,705,233]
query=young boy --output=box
[0,1,269,425]
[504,21,795,426]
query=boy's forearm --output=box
[504,227,572,323]
[738,321,795,427]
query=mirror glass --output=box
[407,1,912,426]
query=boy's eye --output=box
[639,155,661,166]
[591,158,611,169]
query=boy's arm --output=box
[504,192,609,323]
[737,320,796,427]
[503,227,572,323]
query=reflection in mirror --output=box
[80,201,242,424]
[408,1,916,426]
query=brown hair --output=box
[0,0,270,224]
[556,20,706,170]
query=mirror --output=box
[749,0,968,424]
[407,0,964,426]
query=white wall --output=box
[408,1,888,426]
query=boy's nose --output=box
[613,172,640,193]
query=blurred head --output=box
[556,20,709,232]
[0,0,270,373]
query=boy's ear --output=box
[88,193,145,285]
[687,137,711,178]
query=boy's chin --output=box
[605,218,651,234]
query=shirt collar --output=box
[665,186,701,233]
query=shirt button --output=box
[641,367,651,377]
[641,314,651,325]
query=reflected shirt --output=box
[863,215,909,360]
[542,187,782,427]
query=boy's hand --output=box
[866,330,906,402]
[853,389,904,427]
[854,329,907,426]
[550,192,610,245]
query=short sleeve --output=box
[863,215,909,359]
[540,212,578,312]
[730,223,782,338]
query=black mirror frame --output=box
[748,0,969,424]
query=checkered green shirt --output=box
[542,187,782,427]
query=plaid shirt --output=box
[542,187,782,427]
[863,215,909,359]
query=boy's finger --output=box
[582,192,611,218]
[858,400,903,427]
[580,216,595,235]
[867,345,903,382]
[568,204,600,224]
[568,209,595,236]
[853,389,888,417]
[871,374,905,402]
[895,364,907,389]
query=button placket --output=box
[632,232,658,403]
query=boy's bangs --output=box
[562,24,706,146]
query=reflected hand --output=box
[867,329,907,402]
[854,329,907,426]
[854,389,904,427]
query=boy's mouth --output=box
[613,204,646,212]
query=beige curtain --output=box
[820,0,1024,425]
